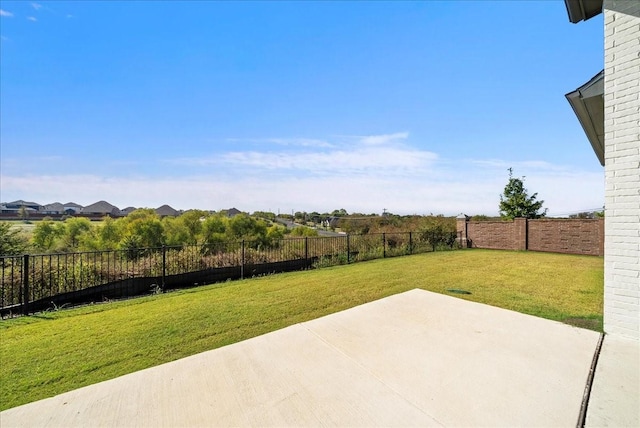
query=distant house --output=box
[322,216,340,229]
[41,202,66,215]
[40,202,82,215]
[63,202,83,214]
[225,208,242,218]
[82,201,121,217]
[2,200,43,213]
[119,207,137,216]
[155,205,179,217]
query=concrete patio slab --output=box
[586,335,640,427]
[1,289,601,427]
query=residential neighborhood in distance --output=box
[0,199,242,220]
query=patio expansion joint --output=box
[577,332,605,428]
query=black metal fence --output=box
[1,232,454,317]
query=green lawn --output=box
[0,249,603,411]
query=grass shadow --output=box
[563,316,603,332]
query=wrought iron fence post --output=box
[161,245,166,292]
[241,240,245,279]
[22,254,29,315]
[347,234,351,264]
[305,237,309,268]
[383,233,386,258]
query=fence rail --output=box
[1,232,455,317]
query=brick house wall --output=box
[603,0,640,340]
[458,217,604,256]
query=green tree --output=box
[471,215,491,221]
[32,218,62,251]
[499,168,547,219]
[120,235,145,260]
[122,209,165,249]
[418,216,457,249]
[200,215,228,254]
[226,214,272,248]
[18,206,29,222]
[178,210,207,244]
[201,215,227,239]
[162,216,190,247]
[61,217,93,250]
[96,217,123,250]
[265,224,286,243]
[0,222,29,256]
[253,211,276,222]
[289,226,318,237]
[227,214,267,240]
[308,212,322,225]
[340,218,369,235]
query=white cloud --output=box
[27,16,37,22]
[0,159,603,217]
[357,132,409,146]
[220,146,437,176]
[0,133,604,216]
[469,159,567,173]
[274,138,333,148]
[31,3,42,10]
[171,132,436,177]
[0,9,14,17]
[228,137,334,148]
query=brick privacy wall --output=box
[460,218,604,256]
[604,0,640,340]
[466,221,518,250]
[528,219,604,256]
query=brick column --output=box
[456,214,469,248]
[514,218,527,251]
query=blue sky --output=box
[1,1,604,216]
